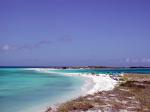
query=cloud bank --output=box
[125,58,150,63]
[0,40,51,51]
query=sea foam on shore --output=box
[24,68,119,112]
[31,68,118,95]
[62,73,118,95]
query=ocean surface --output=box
[0,68,150,112]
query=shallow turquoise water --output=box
[0,68,84,112]
[0,68,150,112]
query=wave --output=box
[29,68,119,95]
[61,73,118,94]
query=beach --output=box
[1,0,149,111]
[1,68,150,112]
[62,73,118,95]
[46,73,150,112]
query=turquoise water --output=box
[48,68,150,75]
[0,68,150,112]
[0,68,84,112]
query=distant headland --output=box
[0,66,150,69]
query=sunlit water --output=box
[0,68,84,112]
[0,68,150,112]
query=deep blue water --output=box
[0,68,150,112]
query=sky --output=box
[0,0,150,66]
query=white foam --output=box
[26,68,59,74]
[62,73,118,95]
[85,74,117,94]
[25,68,119,112]
[30,68,118,95]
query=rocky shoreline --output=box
[45,73,150,112]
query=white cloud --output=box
[1,44,10,51]
[125,58,130,63]
[125,58,150,63]
[0,40,51,52]
[0,44,16,51]
[141,58,150,63]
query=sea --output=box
[0,67,150,112]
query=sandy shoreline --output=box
[44,73,119,112]
[32,68,119,96]
[30,70,119,112]
[46,73,150,112]
[63,73,118,95]
[27,69,116,112]
[30,68,150,112]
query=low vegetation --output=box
[46,74,150,112]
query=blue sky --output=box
[0,0,150,66]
